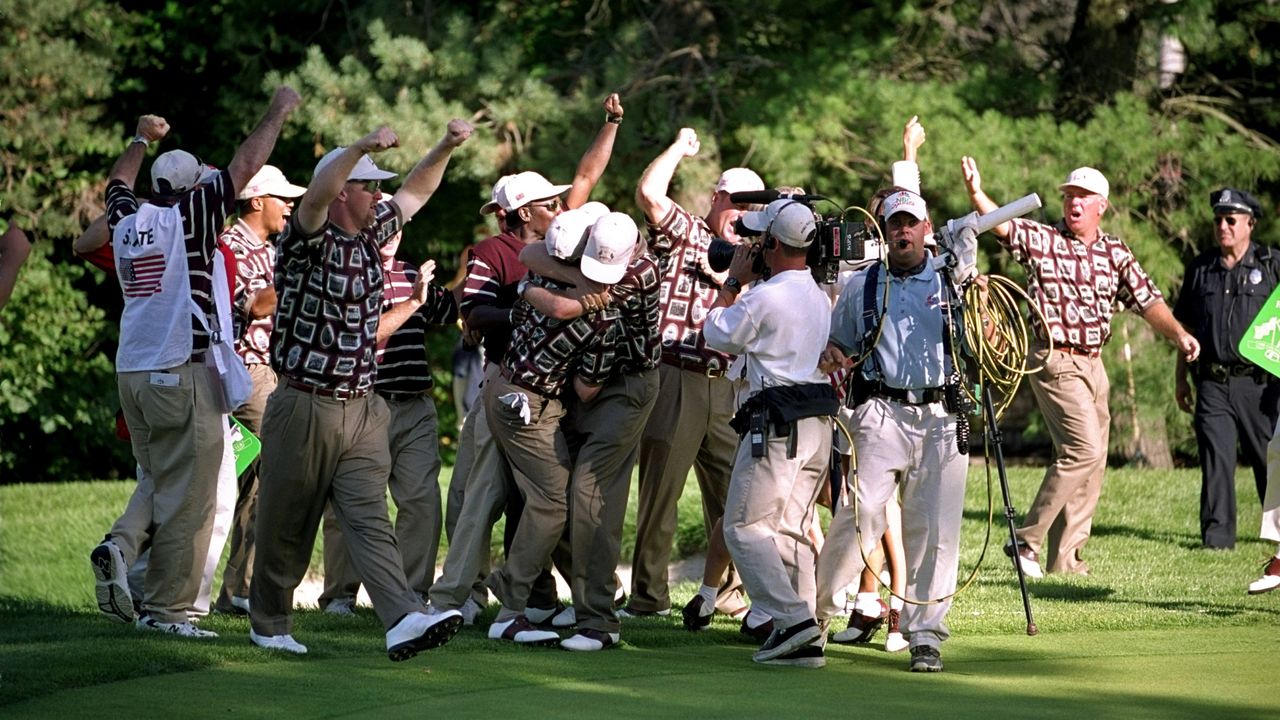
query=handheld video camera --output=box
[705,190,885,284]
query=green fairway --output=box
[2,466,1278,717]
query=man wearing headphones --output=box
[816,190,968,673]
[704,199,837,668]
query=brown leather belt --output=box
[285,378,369,400]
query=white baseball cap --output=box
[151,150,209,196]
[880,191,929,221]
[312,147,398,183]
[741,200,817,248]
[545,202,609,261]
[715,167,765,195]
[237,165,307,200]
[581,212,639,284]
[1059,166,1109,199]
[479,174,516,215]
[496,171,570,212]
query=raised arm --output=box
[295,127,400,235]
[565,93,623,210]
[391,119,473,222]
[0,224,32,309]
[108,115,170,187]
[635,128,700,224]
[961,155,1009,239]
[227,86,302,193]
[73,214,110,256]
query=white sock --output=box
[889,595,904,612]
[696,585,717,615]
[854,591,882,616]
[744,607,771,629]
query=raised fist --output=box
[904,115,926,159]
[136,115,170,143]
[358,126,399,154]
[603,93,623,119]
[271,86,303,115]
[444,119,473,147]
[674,128,700,158]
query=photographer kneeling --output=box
[704,200,838,669]
[815,191,967,673]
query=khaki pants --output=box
[568,369,659,633]
[215,362,276,612]
[816,398,967,647]
[483,377,570,615]
[322,393,443,601]
[117,363,223,624]
[431,368,512,610]
[631,363,743,613]
[1018,347,1109,574]
[249,384,419,635]
[723,415,831,628]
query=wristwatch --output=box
[723,277,742,294]
[130,135,150,148]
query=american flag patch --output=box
[121,254,166,297]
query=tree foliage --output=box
[3,0,1279,480]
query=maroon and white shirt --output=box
[460,231,526,365]
[1005,218,1164,352]
[270,201,401,394]
[502,276,619,397]
[375,258,457,396]
[222,220,275,365]
[606,252,662,374]
[648,203,735,373]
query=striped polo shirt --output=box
[221,220,275,365]
[459,231,525,365]
[375,258,458,396]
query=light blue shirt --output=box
[830,260,955,390]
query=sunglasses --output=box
[529,197,563,212]
[349,180,381,194]
[1215,215,1249,227]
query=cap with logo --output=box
[545,202,610,261]
[715,167,765,195]
[880,191,929,222]
[151,150,217,196]
[740,200,818,247]
[581,212,639,284]
[479,174,517,216]
[496,171,571,213]
[237,165,307,200]
[1211,187,1263,220]
[1058,166,1110,199]
[312,147,398,183]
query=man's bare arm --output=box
[391,120,473,222]
[566,94,623,209]
[226,86,302,193]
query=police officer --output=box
[1175,188,1278,550]
[815,190,969,673]
[704,199,837,669]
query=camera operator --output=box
[815,190,967,673]
[704,200,837,669]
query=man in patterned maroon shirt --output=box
[320,230,458,615]
[963,157,1199,576]
[625,127,763,625]
[213,164,305,616]
[249,120,471,660]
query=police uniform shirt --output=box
[704,268,830,396]
[830,260,950,391]
[1174,242,1279,366]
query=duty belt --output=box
[1199,362,1266,384]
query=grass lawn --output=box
[1,464,1277,718]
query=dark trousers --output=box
[1194,376,1280,548]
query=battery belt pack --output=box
[730,383,839,459]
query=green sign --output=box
[230,416,261,477]
[1239,284,1280,380]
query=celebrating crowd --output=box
[70,85,1280,674]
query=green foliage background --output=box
[2,0,1278,481]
